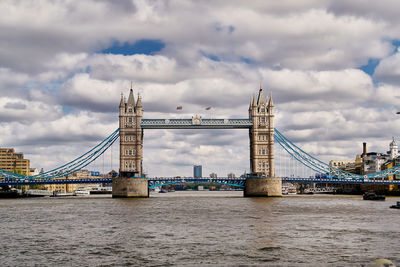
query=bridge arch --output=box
[148,177,245,189]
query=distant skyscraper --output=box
[194,165,202,178]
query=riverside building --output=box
[330,139,399,176]
[0,148,30,176]
[330,139,400,193]
[44,169,103,192]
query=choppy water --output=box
[0,191,399,266]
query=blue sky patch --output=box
[62,106,74,114]
[100,39,165,55]
[201,51,220,62]
[240,57,254,64]
[392,39,400,48]
[359,58,380,76]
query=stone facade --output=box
[249,85,274,177]
[119,86,143,177]
[112,177,149,198]
[244,177,282,197]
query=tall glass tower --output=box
[193,165,202,178]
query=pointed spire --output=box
[390,137,397,147]
[252,93,257,106]
[257,84,265,106]
[249,96,253,110]
[127,84,135,107]
[268,91,274,107]
[119,92,124,108]
[136,93,142,109]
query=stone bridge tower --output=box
[245,85,280,197]
[249,85,274,177]
[119,85,143,177]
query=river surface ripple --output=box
[0,191,399,266]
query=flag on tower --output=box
[205,106,211,110]
[176,106,182,110]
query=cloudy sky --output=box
[1,0,400,177]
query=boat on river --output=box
[75,190,90,196]
[25,189,53,197]
[0,189,21,198]
[390,201,400,209]
[52,191,74,197]
[363,191,385,201]
[282,183,296,195]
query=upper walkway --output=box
[141,118,253,129]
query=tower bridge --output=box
[114,85,280,197]
[1,84,400,195]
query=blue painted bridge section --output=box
[148,177,245,188]
[0,178,113,186]
[2,177,400,187]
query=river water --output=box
[0,192,399,266]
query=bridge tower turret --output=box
[119,84,143,178]
[249,84,274,177]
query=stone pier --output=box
[244,177,282,197]
[112,177,149,198]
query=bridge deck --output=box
[141,119,253,129]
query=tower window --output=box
[125,136,135,141]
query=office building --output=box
[0,148,30,175]
[193,165,202,178]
